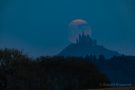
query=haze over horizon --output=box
[0,0,135,57]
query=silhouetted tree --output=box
[1,48,125,90]
[37,56,110,90]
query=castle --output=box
[76,33,97,47]
[58,32,120,58]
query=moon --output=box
[69,19,91,34]
[68,19,91,43]
[69,19,88,30]
[69,19,88,26]
[69,19,91,32]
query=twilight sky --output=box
[0,0,135,57]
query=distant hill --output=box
[58,33,120,58]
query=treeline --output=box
[0,48,135,90]
[0,48,110,90]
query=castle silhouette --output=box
[76,33,97,46]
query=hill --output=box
[59,34,120,58]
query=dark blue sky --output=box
[0,0,135,57]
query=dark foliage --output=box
[3,48,135,90]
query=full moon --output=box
[68,19,91,43]
[69,19,91,30]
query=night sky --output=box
[0,0,135,57]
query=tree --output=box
[0,48,111,90]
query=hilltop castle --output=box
[58,33,120,58]
[76,33,97,47]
